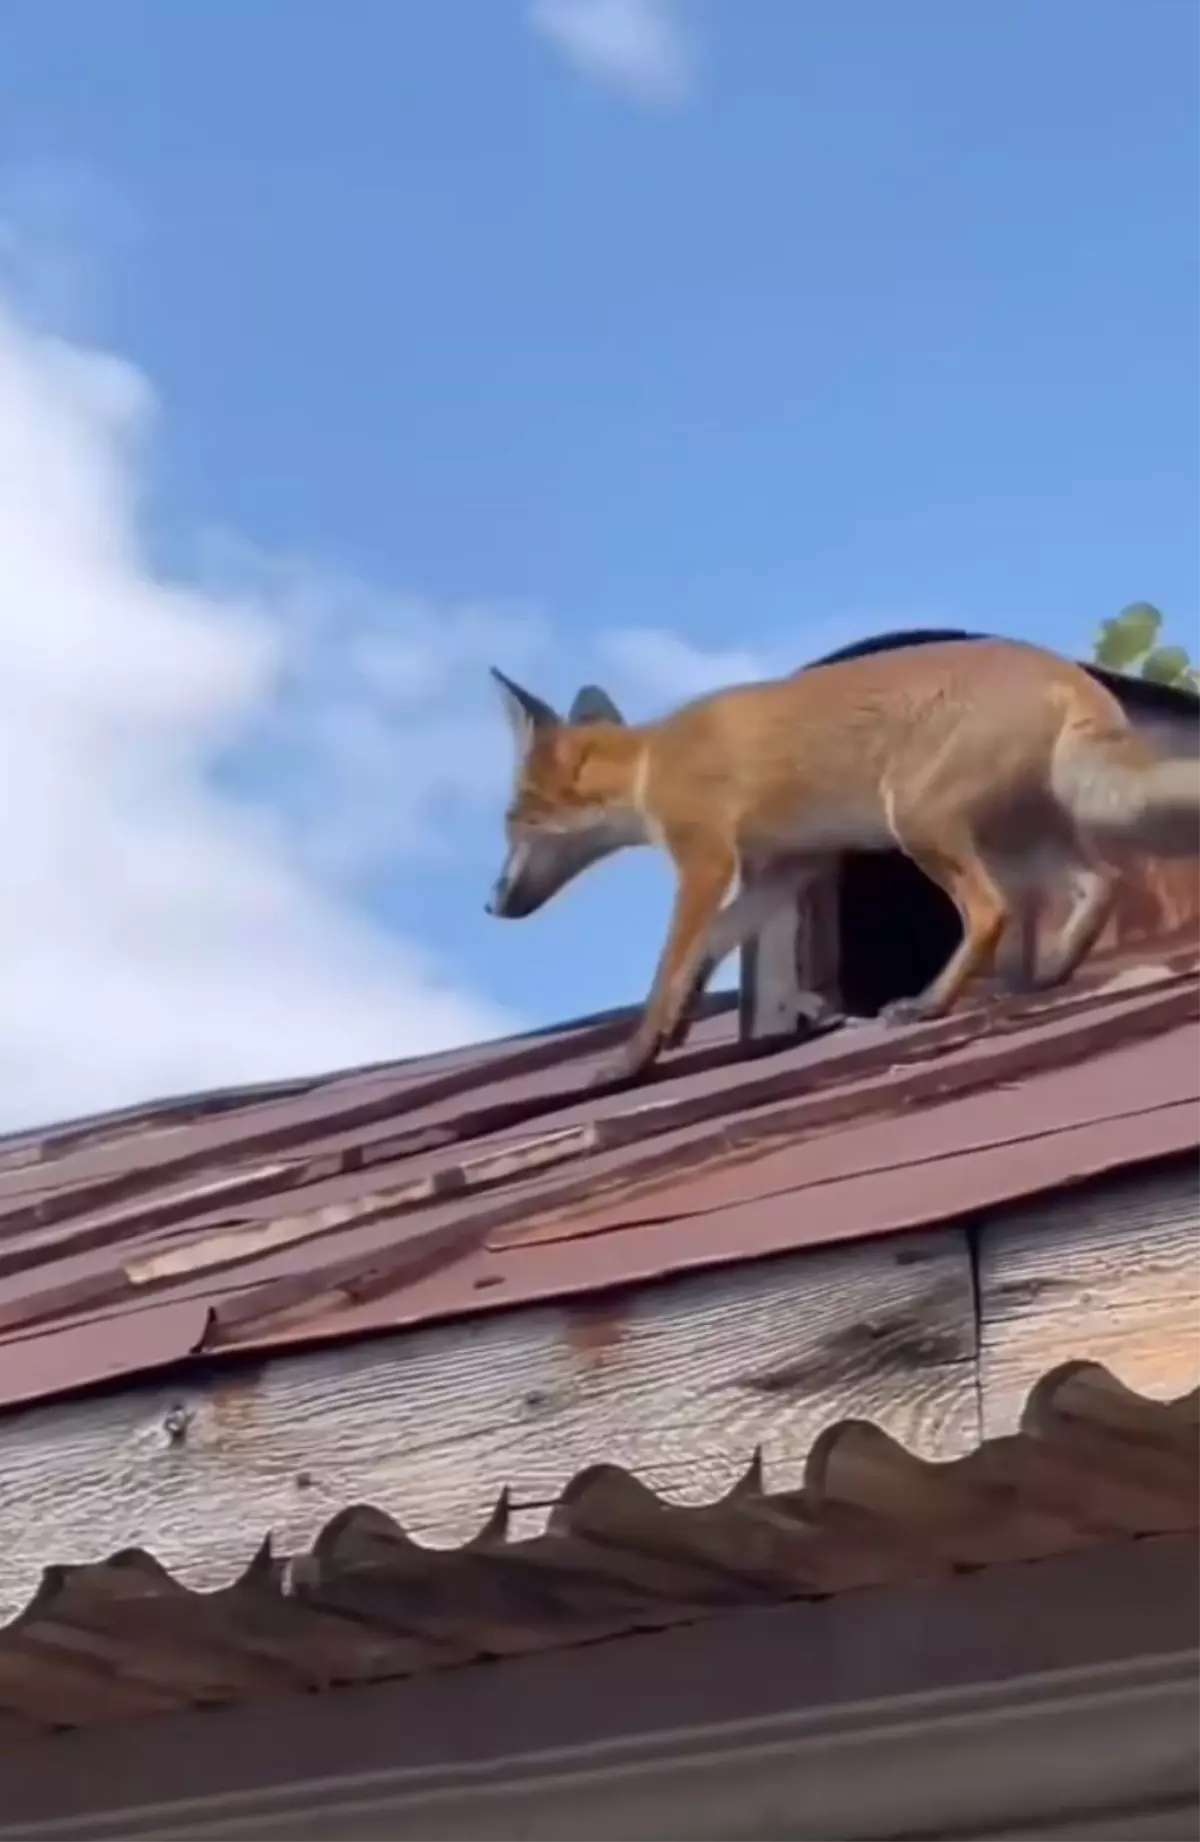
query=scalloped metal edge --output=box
[2,1357,1195,1645]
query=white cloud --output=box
[0,289,522,1134]
[598,627,770,705]
[528,0,696,109]
[0,159,138,333]
[594,611,913,712]
[0,175,936,1135]
[199,540,552,884]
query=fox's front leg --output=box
[597,836,737,1086]
[662,855,825,1051]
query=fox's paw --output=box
[662,996,700,1052]
[587,1034,660,1090]
[662,961,715,1051]
[1011,954,1072,995]
[877,995,936,1029]
[987,956,1046,997]
[794,990,843,1030]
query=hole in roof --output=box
[838,851,961,1018]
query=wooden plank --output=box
[0,1226,978,1622]
[739,868,841,1040]
[977,1163,1200,1438]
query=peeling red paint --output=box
[0,940,1195,1414]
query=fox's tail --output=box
[1053,725,1200,858]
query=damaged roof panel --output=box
[0,941,1196,1412]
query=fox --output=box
[488,637,1200,1085]
[486,666,1069,1024]
[486,683,1023,1046]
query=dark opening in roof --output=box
[838,852,958,1016]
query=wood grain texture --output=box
[977,1164,1200,1438]
[740,904,805,1038]
[0,1227,977,1622]
[739,869,841,1040]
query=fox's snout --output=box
[484,871,518,918]
[485,840,539,918]
[485,875,533,918]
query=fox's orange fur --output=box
[491,640,1200,1084]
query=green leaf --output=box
[1118,600,1166,642]
[1093,601,1164,671]
[1093,631,1138,670]
[1140,645,1194,686]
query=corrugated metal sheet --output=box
[0,1358,1192,1743]
[0,938,1197,1412]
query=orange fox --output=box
[489,639,1200,1084]
[486,670,1076,1002]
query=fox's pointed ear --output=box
[568,684,625,726]
[490,668,559,751]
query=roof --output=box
[0,934,1197,1415]
[0,1356,1193,1743]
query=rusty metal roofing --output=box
[0,1357,1192,1744]
[0,935,1197,1414]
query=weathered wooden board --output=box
[977,1164,1200,1438]
[0,1226,978,1621]
[739,870,841,1041]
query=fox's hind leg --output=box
[878,809,1011,1026]
[988,836,1117,995]
[990,898,1041,992]
[1019,851,1118,990]
[985,854,1045,994]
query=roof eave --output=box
[9,1643,1200,1842]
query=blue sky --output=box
[0,0,1195,1123]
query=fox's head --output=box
[485,670,643,918]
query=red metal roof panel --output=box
[0,947,1195,1413]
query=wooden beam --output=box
[739,865,841,1042]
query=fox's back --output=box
[643,637,1126,850]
